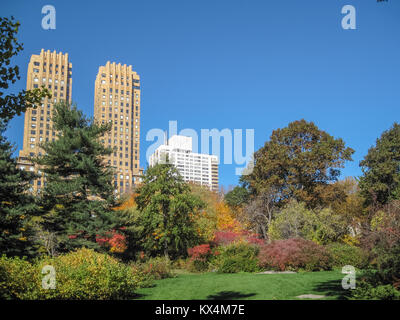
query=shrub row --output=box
[186,238,370,274]
[212,242,260,273]
[258,238,332,272]
[0,248,149,300]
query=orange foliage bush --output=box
[113,193,138,211]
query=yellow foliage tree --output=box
[215,202,243,233]
[189,183,245,241]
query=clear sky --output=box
[1,0,400,189]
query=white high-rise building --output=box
[149,135,219,191]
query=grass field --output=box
[135,270,352,300]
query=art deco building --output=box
[94,62,141,194]
[18,49,72,192]
[149,135,219,191]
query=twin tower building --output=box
[18,49,142,194]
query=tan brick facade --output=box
[18,49,72,192]
[94,62,141,194]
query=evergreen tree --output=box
[0,123,37,257]
[135,163,204,259]
[34,102,120,253]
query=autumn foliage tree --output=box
[189,183,247,241]
[215,201,243,233]
[110,193,144,260]
[243,119,354,209]
[188,184,219,242]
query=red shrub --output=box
[187,244,215,272]
[258,238,332,271]
[187,244,212,261]
[96,229,127,253]
[214,231,241,245]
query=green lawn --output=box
[135,270,351,300]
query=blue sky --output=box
[2,0,400,189]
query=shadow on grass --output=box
[207,291,257,300]
[131,292,147,299]
[312,279,352,300]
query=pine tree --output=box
[34,102,120,253]
[0,123,37,257]
[135,163,204,259]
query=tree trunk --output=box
[164,239,169,260]
[162,202,169,260]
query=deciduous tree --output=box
[225,186,250,210]
[359,123,400,206]
[0,16,50,123]
[135,163,204,259]
[243,119,354,208]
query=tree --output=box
[0,16,50,124]
[243,119,354,208]
[326,177,367,236]
[135,163,204,259]
[241,187,280,240]
[225,186,250,209]
[268,200,316,241]
[268,200,347,245]
[0,16,50,257]
[111,193,144,261]
[189,183,219,242]
[359,123,400,206]
[34,102,120,253]
[0,123,37,257]
[215,201,243,233]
